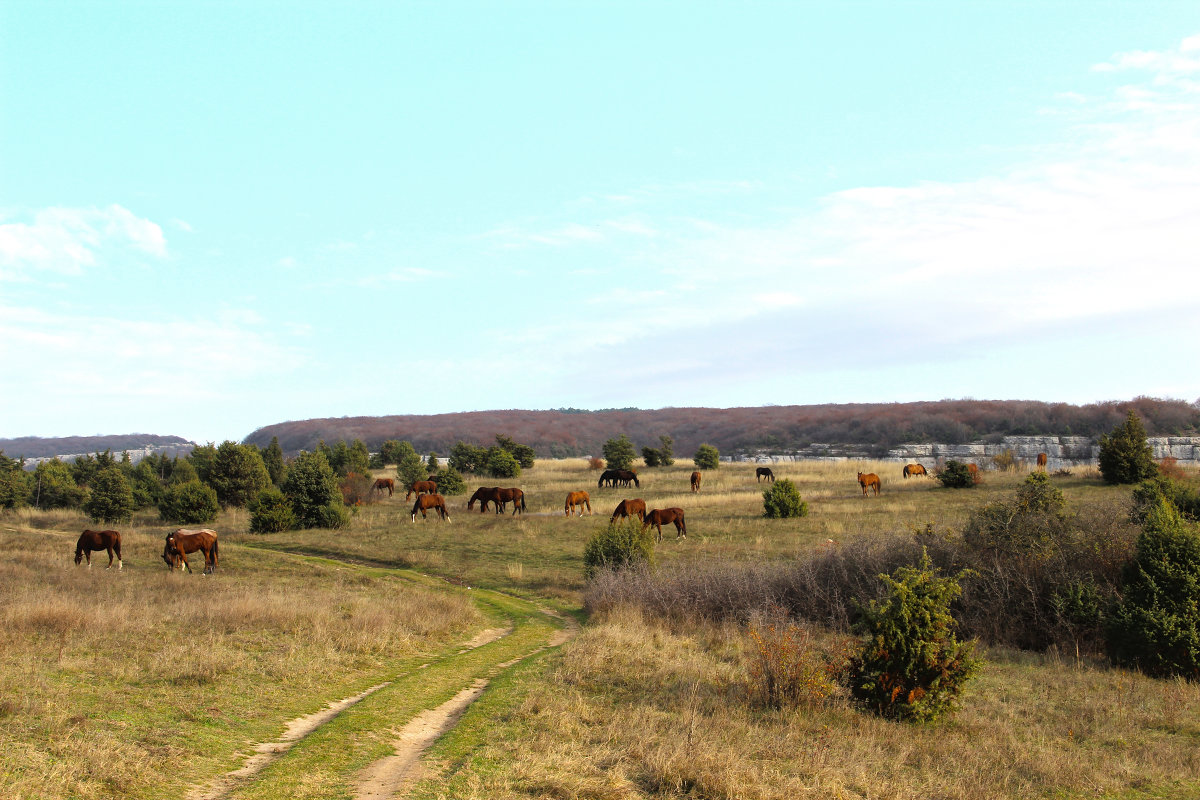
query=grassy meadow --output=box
[3,457,1199,799]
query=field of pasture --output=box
[3,458,1199,799]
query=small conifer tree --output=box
[603,435,637,471]
[1098,411,1159,485]
[763,478,808,519]
[693,443,720,470]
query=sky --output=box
[3,2,1200,445]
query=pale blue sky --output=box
[3,2,1200,444]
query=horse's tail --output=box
[211,538,219,570]
[520,493,527,511]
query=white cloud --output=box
[0,204,166,278]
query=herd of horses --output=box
[72,527,219,573]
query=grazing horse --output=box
[857,472,881,497]
[643,508,687,542]
[690,471,701,492]
[597,469,619,488]
[903,464,928,479]
[1036,453,1048,470]
[467,486,503,513]
[497,487,527,515]
[565,491,592,517]
[75,529,122,569]
[966,463,980,481]
[615,469,640,488]
[756,466,775,483]
[372,478,395,496]
[610,498,646,523]
[405,479,438,501]
[163,529,219,574]
[411,493,451,522]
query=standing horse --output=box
[411,493,451,522]
[75,529,122,569]
[565,491,592,517]
[966,463,980,482]
[610,498,646,523]
[1036,453,1048,470]
[690,471,701,492]
[643,508,687,542]
[372,478,395,496]
[857,472,881,497]
[163,529,219,574]
[467,486,501,513]
[597,469,619,488]
[405,479,438,501]
[497,487,527,515]
[614,469,640,488]
[903,464,928,479]
[756,467,775,483]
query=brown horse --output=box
[857,472,881,497]
[966,463,980,481]
[690,471,701,492]
[163,528,219,574]
[405,479,438,501]
[610,498,646,523]
[1036,453,1048,470]
[411,493,451,522]
[597,469,619,488]
[756,466,775,482]
[497,487,527,515]
[75,529,122,569]
[565,491,592,517]
[467,486,502,513]
[643,508,687,542]
[614,469,640,488]
[372,477,395,496]
[903,463,928,479]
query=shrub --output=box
[397,450,429,488]
[693,443,720,470]
[0,450,29,510]
[339,472,376,507]
[494,434,536,469]
[936,460,976,488]
[281,450,350,529]
[641,447,662,468]
[1098,410,1159,485]
[449,441,489,475]
[1132,475,1200,523]
[83,467,136,524]
[992,449,1017,472]
[963,471,1068,554]
[485,447,521,479]
[1106,499,1200,679]
[657,435,675,466]
[762,479,808,519]
[249,488,297,533]
[746,608,847,710]
[206,441,270,508]
[845,551,980,722]
[432,466,467,495]
[29,458,85,509]
[602,435,637,471]
[587,456,605,470]
[159,480,220,524]
[1158,456,1188,481]
[261,436,286,486]
[583,518,656,580]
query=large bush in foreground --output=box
[845,552,980,722]
[584,518,655,580]
[1106,499,1200,679]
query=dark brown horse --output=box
[467,486,504,513]
[163,528,219,574]
[496,487,527,515]
[372,477,395,496]
[1036,453,1048,470]
[75,529,122,569]
[610,498,646,523]
[903,463,928,479]
[614,469,640,488]
[565,491,592,517]
[405,479,438,501]
[643,508,687,542]
[857,472,881,497]
[411,493,451,522]
[597,469,618,488]
[756,466,775,482]
[690,471,701,492]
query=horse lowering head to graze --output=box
[411,493,450,522]
[497,487,526,515]
[467,486,502,512]
[614,469,640,488]
[610,498,646,523]
[75,529,122,569]
[690,471,701,492]
[756,466,775,483]
[565,491,592,517]
[903,464,928,479]
[857,472,881,497]
[598,469,619,488]
[163,528,219,574]
[642,508,686,542]
[372,478,395,496]
[1036,453,1048,470]
[405,479,438,501]
[966,463,980,482]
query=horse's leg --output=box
[114,541,122,570]
[106,546,114,569]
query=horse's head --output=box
[74,549,83,565]
[162,537,179,570]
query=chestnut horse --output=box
[643,508,687,542]
[565,491,592,517]
[75,529,122,569]
[615,469,640,488]
[857,472,881,497]
[903,464,927,479]
[1036,453,1048,470]
[467,486,500,512]
[610,498,646,523]
[163,528,219,574]
[411,493,451,522]
[967,463,980,481]
[497,487,527,515]
[690,471,701,492]
[372,478,395,496]
[405,479,438,501]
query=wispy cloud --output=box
[0,205,166,278]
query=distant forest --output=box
[0,434,194,461]
[241,398,1200,458]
